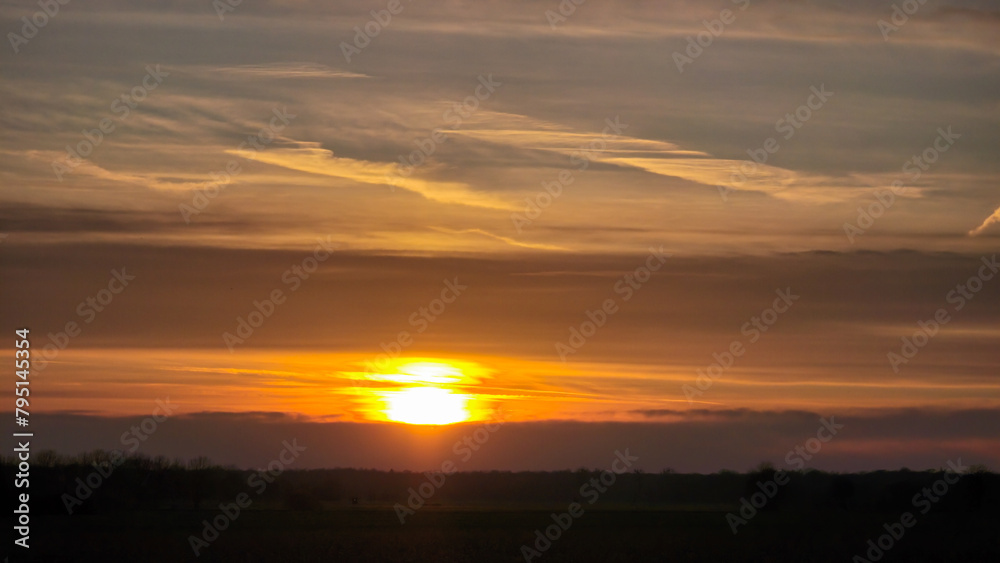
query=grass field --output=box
[9,506,998,563]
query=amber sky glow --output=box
[1,0,999,471]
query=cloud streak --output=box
[244,143,515,210]
[968,205,1000,236]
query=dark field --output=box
[4,459,999,562]
[8,506,1000,563]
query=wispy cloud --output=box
[242,142,515,210]
[207,62,369,80]
[450,115,867,202]
[429,227,569,251]
[968,205,1000,236]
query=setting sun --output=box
[384,387,472,425]
[347,358,493,424]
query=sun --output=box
[348,358,491,424]
[385,387,472,425]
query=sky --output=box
[1,0,998,472]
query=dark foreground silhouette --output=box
[2,452,997,562]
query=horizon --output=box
[5,407,998,474]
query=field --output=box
[5,461,998,562]
[10,505,999,562]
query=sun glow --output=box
[384,386,472,425]
[346,359,491,424]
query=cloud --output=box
[14,149,239,192]
[8,408,1000,472]
[428,227,568,251]
[197,62,369,80]
[450,115,870,202]
[1,0,996,254]
[242,142,515,210]
[968,205,1000,236]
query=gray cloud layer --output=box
[5,408,997,472]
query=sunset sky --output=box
[2,0,998,473]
